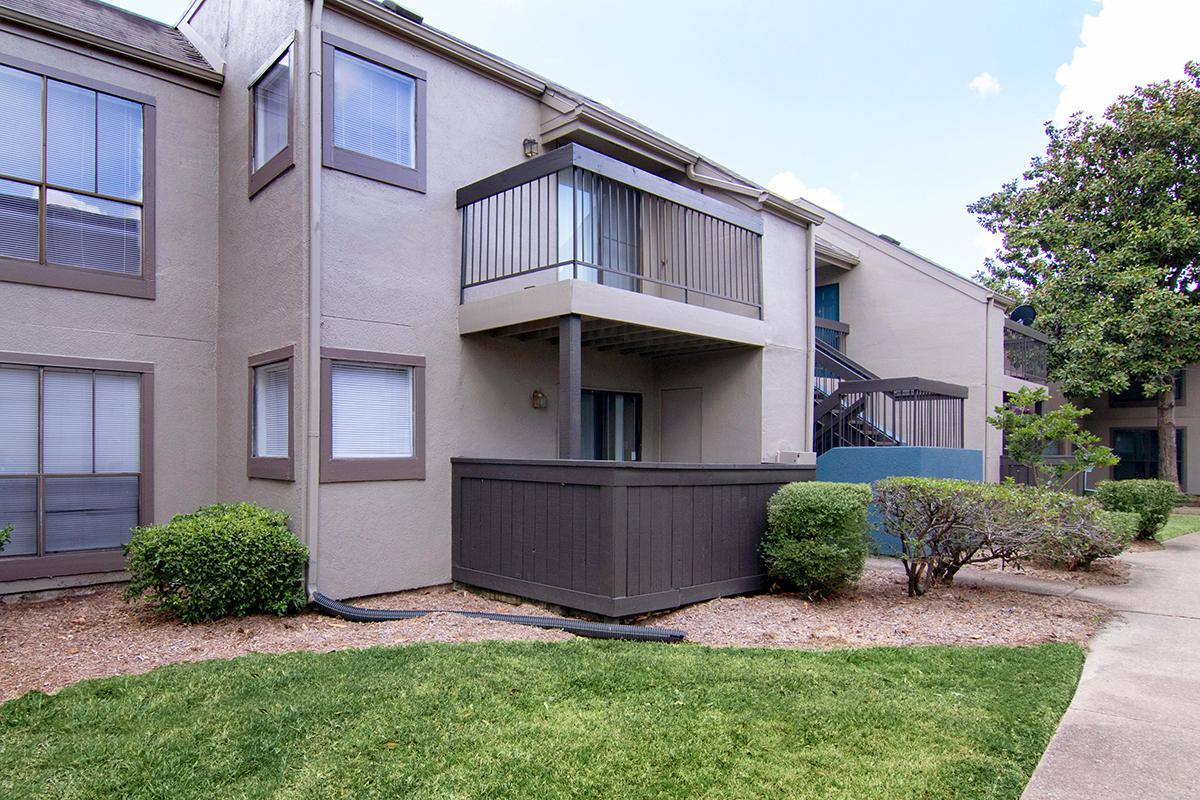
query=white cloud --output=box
[766,171,845,214]
[1054,0,1200,124]
[968,72,1001,98]
[971,228,1002,258]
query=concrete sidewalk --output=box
[1017,533,1200,799]
[873,538,1200,797]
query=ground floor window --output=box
[0,358,149,575]
[1112,428,1185,483]
[581,389,641,461]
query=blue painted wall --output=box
[816,447,984,553]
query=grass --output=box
[0,640,1082,800]
[1158,511,1200,541]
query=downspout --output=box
[804,224,817,455]
[982,293,994,480]
[304,0,324,594]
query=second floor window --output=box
[322,35,427,192]
[249,41,294,196]
[0,60,153,297]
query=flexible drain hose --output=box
[312,593,685,643]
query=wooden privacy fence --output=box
[451,458,814,618]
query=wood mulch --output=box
[0,564,1108,702]
[969,556,1131,587]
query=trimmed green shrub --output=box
[762,481,871,597]
[124,503,308,623]
[0,524,10,553]
[1094,479,1177,539]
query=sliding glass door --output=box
[581,390,641,462]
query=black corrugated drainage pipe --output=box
[312,593,685,643]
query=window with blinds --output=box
[0,363,142,559]
[330,362,413,459]
[322,36,426,192]
[253,361,290,458]
[0,61,148,288]
[253,49,291,171]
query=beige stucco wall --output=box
[0,25,221,574]
[187,0,310,533]
[1078,364,1200,494]
[815,213,1045,481]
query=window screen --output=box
[254,361,290,458]
[332,49,416,168]
[330,362,413,458]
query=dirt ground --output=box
[0,564,1107,702]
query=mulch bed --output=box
[0,565,1108,702]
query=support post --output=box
[559,314,582,459]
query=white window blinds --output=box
[0,64,43,182]
[330,362,413,459]
[332,49,416,168]
[0,366,38,474]
[46,80,97,193]
[253,50,291,170]
[43,370,94,473]
[254,361,290,458]
[94,372,140,472]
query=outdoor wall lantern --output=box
[523,138,540,158]
[531,389,548,409]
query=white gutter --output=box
[304,0,324,595]
[982,292,994,478]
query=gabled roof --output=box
[0,0,221,82]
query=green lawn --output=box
[1159,511,1200,541]
[0,641,1081,800]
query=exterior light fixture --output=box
[531,389,547,409]
[522,138,540,158]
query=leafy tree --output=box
[970,62,1200,488]
[987,387,1118,491]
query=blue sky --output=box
[112,0,1198,277]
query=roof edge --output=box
[0,3,223,85]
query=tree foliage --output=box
[987,387,1118,491]
[970,62,1200,485]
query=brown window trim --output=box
[320,348,426,483]
[0,352,154,583]
[320,33,427,193]
[0,54,157,300]
[248,34,297,198]
[247,345,295,481]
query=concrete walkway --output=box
[873,537,1200,796]
[1016,533,1200,799]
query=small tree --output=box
[988,387,1117,491]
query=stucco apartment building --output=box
[0,0,839,612]
[809,210,1051,482]
[1077,368,1194,493]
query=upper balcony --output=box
[456,145,765,335]
[1003,319,1050,383]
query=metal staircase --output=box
[813,340,967,455]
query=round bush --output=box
[124,502,308,623]
[1094,479,1177,539]
[762,481,871,597]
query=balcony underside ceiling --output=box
[475,317,755,358]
